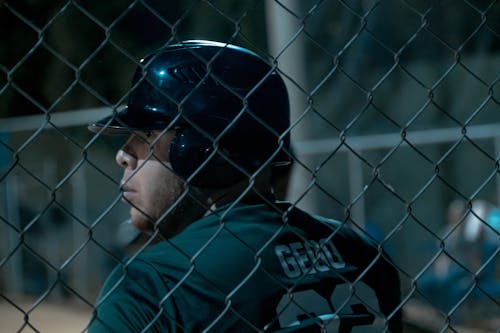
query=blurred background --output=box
[0,0,499,332]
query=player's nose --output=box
[116,149,137,170]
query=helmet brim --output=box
[87,106,174,135]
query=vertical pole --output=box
[347,152,366,227]
[72,164,90,298]
[43,158,61,297]
[495,136,500,206]
[0,133,8,256]
[265,0,316,211]
[6,171,23,294]
[0,132,24,295]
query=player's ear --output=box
[169,126,245,188]
[149,130,175,162]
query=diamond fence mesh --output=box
[1,0,499,332]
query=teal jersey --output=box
[88,202,402,333]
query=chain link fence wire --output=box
[1,0,499,332]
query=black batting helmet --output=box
[89,40,290,188]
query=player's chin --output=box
[130,208,155,233]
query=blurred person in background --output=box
[87,40,402,333]
[417,199,467,311]
[475,206,500,302]
[418,199,499,313]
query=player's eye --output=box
[134,131,153,142]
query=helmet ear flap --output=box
[169,127,245,188]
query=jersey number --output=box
[271,283,381,333]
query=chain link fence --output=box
[1,0,499,332]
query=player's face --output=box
[115,131,193,236]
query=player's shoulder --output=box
[100,256,165,293]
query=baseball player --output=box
[87,40,402,333]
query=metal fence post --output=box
[0,132,24,295]
[347,151,366,227]
[265,0,316,210]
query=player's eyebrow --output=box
[132,130,155,143]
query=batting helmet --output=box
[89,40,290,188]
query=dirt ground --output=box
[403,300,500,333]
[2,296,498,332]
[0,297,92,333]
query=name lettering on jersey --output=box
[275,239,346,278]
